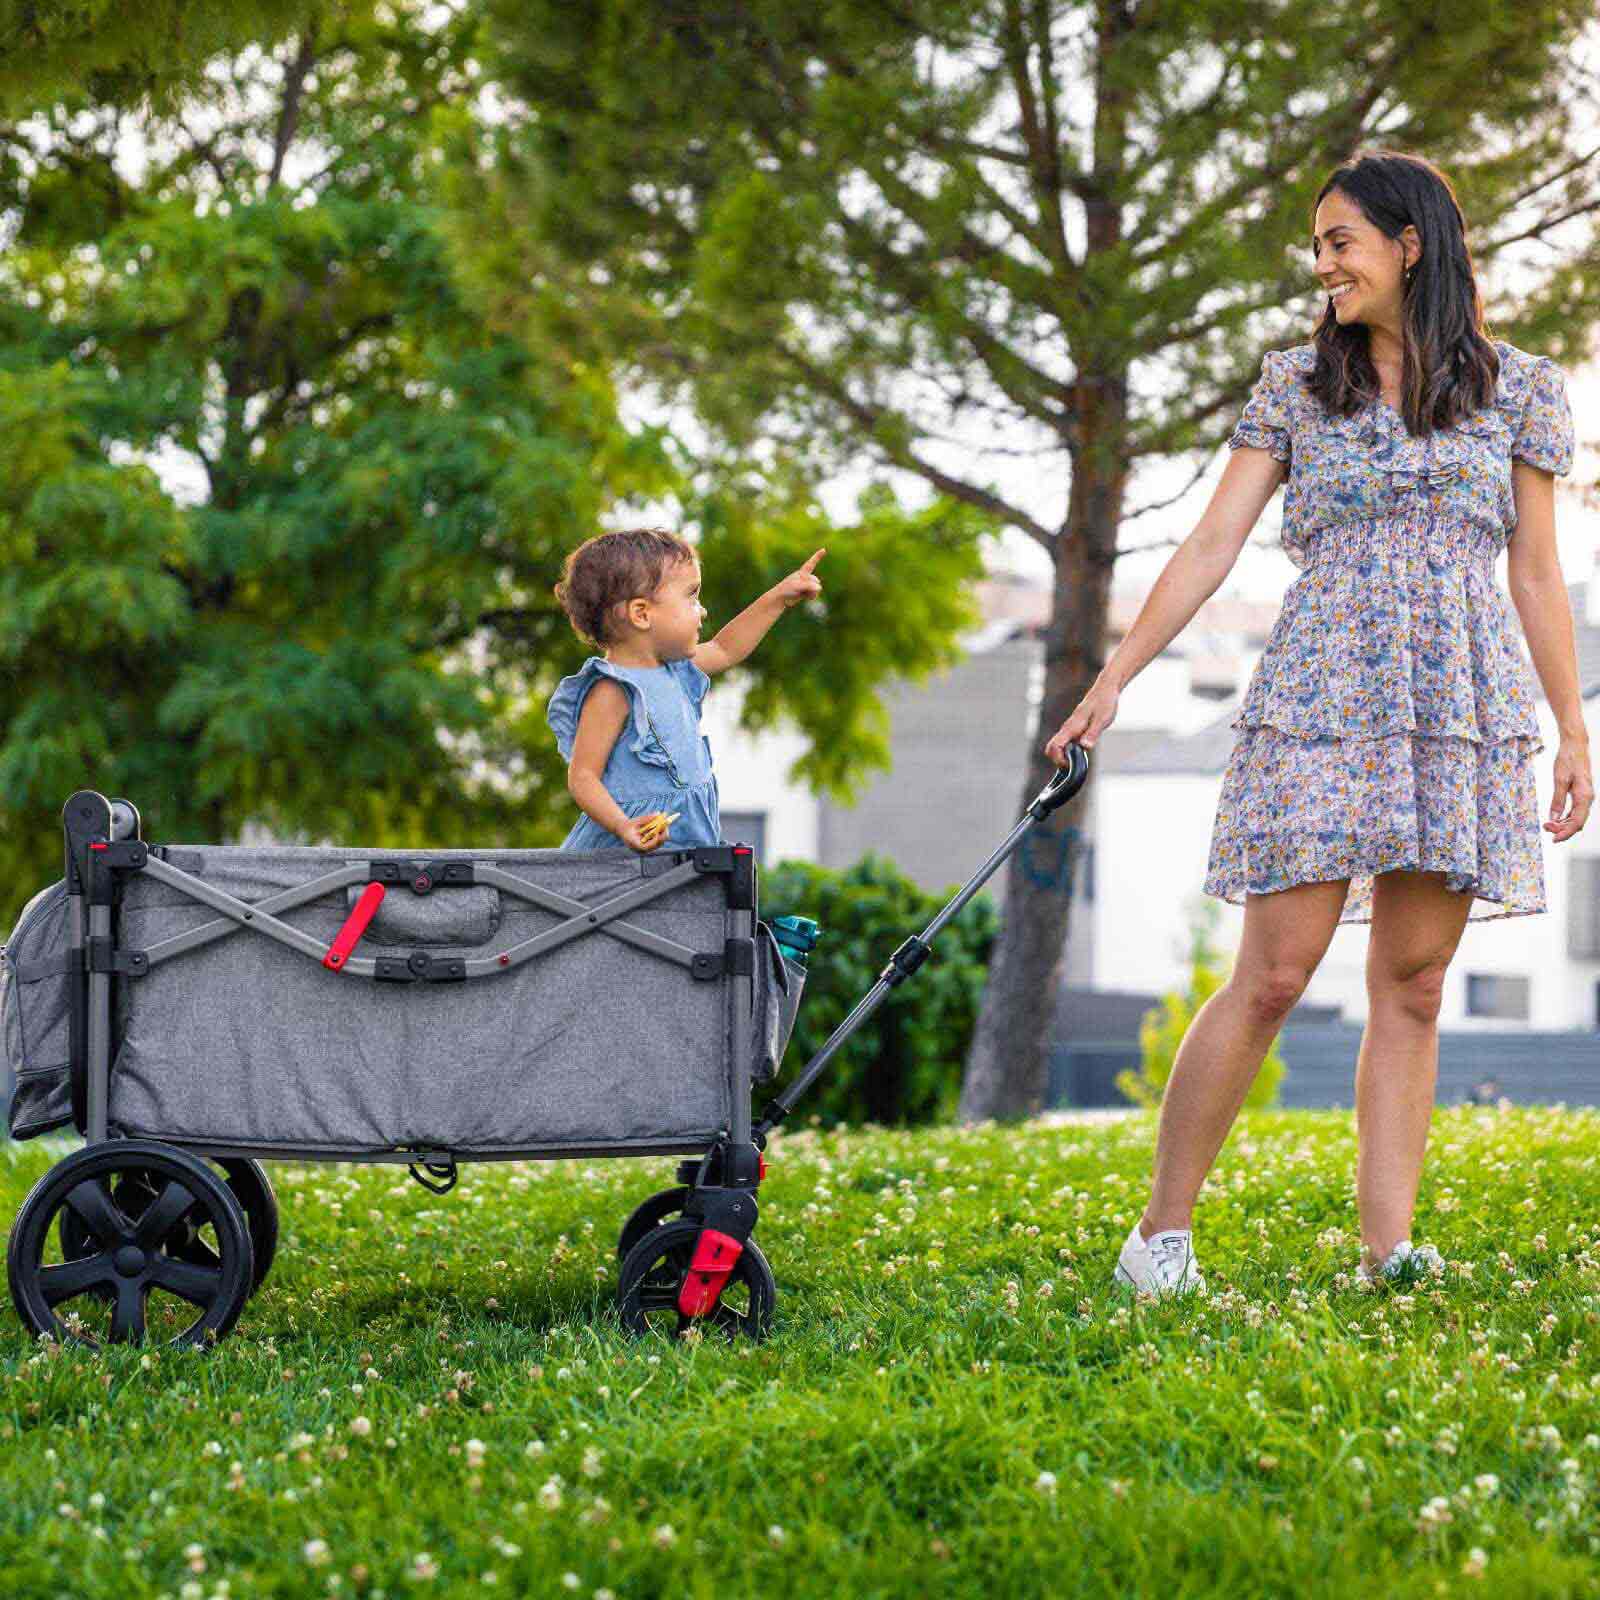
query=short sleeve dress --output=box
[545,655,722,851]
[1203,339,1576,923]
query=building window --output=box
[1567,856,1600,959]
[1464,974,1530,1021]
[721,810,768,865]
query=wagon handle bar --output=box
[753,741,1091,1144]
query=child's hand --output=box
[775,549,825,609]
[618,812,679,853]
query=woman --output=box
[1044,150,1592,1295]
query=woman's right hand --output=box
[618,814,670,853]
[1044,676,1120,763]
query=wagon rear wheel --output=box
[615,1186,690,1260]
[616,1218,775,1342]
[57,1156,278,1297]
[10,1141,254,1348]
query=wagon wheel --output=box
[616,1218,775,1343]
[58,1156,278,1297]
[9,1140,254,1348]
[616,1186,691,1260]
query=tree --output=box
[0,2,989,925]
[460,0,1600,1118]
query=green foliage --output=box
[1117,901,1285,1111]
[761,852,997,1127]
[0,5,994,928]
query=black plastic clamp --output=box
[880,935,932,987]
[86,937,149,977]
[368,859,476,895]
[374,951,467,982]
[691,936,754,982]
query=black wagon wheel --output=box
[57,1156,278,1298]
[616,1186,691,1260]
[616,1218,775,1343]
[9,1140,254,1349]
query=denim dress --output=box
[546,656,722,851]
[1205,339,1575,924]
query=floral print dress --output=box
[1203,339,1575,923]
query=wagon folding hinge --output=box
[366,859,476,895]
[373,951,467,983]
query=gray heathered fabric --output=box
[2,880,75,1138]
[342,882,502,946]
[101,845,741,1155]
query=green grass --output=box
[3,1106,1599,1600]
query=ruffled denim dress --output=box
[546,656,722,851]
[1206,338,1575,924]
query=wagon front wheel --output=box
[615,1186,690,1260]
[616,1218,775,1342]
[9,1141,254,1348]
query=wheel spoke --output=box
[172,1237,223,1273]
[109,1279,147,1343]
[39,1253,115,1306]
[149,1254,222,1308]
[134,1179,199,1250]
[64,1180,131,1247]
[636,1285,681,1312]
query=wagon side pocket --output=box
[751,920,807,1085]
[3,881,76,1139]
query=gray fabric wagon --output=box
[2,759,1087,1347]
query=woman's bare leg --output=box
[1356,868,1473,1265]
[1139,877,1351,1236]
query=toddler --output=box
[548,528,824,853]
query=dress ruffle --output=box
[1231,518,1543,744]
[546,657,677,775]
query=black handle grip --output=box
[1030,742,1090,818]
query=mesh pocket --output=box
[3,880,76,1139]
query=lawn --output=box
[3,1106,1598,1600]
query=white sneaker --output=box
[1355,1239,1444,1286]
[1113,1220,1206,1297]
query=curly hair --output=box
[553,528,698,649]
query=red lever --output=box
[324,882,386,970]
[676,1229,744,1317]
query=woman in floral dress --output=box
[1044,151,1593,1294]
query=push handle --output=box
[1029,741,1090,818]
[324,881,387,971]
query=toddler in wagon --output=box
[548,529,825,853]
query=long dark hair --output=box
[1307,151,1500,436]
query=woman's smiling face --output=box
[1311,189,1418,329]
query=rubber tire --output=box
[616,1217,775,1342]
[9,1140,253,1348]
[58,1156,278,1297]
[615,1186,690,1260]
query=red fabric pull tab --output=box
[676,1228,744,1317]
[324,882,386,971]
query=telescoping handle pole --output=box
[753,743,1089,1144]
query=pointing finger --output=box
[801,549,826,573]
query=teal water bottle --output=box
[771,915,821,966]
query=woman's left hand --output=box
[1545,735,1594,842]
[775,549,826,607]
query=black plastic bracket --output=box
[691,936,754,982]
[86,937,149,977]
[880,936,932,988]
[368,859,476,895]
[690,845,756,910]
[681,1184,760,1244]
[374,951,467,982]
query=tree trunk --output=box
[959,388,1126,1122]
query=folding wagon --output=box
[2,753,1086,1348]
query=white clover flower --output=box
[581,1446,603,1478]
[202,1441,223,1458]
[561,1576,579,1592]
[1034,1471,1058,1496]
[1474,1474,1499,1496]
[538,1477,563,1511]
[768,1525,786,1547]
[1462,1548,1488,1578]
[465,1438,487,1467]
[350,1417,372,1438]
[303,1539,330,1566]
[1349,1457,1366,1475]
[651,1524,677,1549]
[411,1552,439,1580]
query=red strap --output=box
[324,882,386,971]
[677,1229,744,1317]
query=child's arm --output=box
[566,680,666,852]
[693,548,825,677]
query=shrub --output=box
[760,851,997,1127]
[1116,900,1285,1110]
